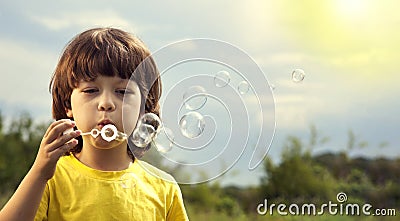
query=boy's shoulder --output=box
[134,160,177,184]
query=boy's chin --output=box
[92,138,123,150]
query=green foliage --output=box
[260,136,337,204]
[314,154,400,208]
[313,152,350,179]
[0,112,48,197]
[222,185,262,213]
[181,182,246,217]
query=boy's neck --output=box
[75,143,133,171]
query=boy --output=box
[0,27,188,221]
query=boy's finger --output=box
[43,119,72,138]
[49,139,78,160]
[44,120,76,144]
[47,130,81,152]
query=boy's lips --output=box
[97,119,115,129]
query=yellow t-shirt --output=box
[34,154,188,221]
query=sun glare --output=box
[336,0,369,20]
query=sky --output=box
[0,0,399,186]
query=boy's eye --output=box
[82,88,98,93]
[116,89,132,95]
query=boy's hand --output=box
[32,119,81,182]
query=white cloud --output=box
[28,10,134,32]
[0,38,55,109]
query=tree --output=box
[0,112,48,206]
[260,136,337,204]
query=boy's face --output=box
[66,75,141,149]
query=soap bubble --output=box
[179,111,205,139]
[132,124,155,148]
[237,81,250,94]
[154,127,174,153]
[214,70,230,87]
[138,124,156,139]
[130,113,162,147]
[292,69,305,82]
[140,113,162,133]
[182,86,207,111]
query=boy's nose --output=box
[98,93,116,111]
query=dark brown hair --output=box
[49,27,161,159]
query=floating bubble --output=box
[237,81,250,94]
[179,111,205,139]
[140,113,162,133]
[214,70,231,87]
[139,124,156,139]
[132,124,155,148]
[154,127,174,153]
[291,69,305,82]
[182,86,207,111]
[130,113,162,147]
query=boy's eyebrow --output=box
[78,79,95,83]
[117,78,138,85]
[116,78,128,84]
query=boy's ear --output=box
[66,109,73,118]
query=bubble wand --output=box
[80,124,127,142]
